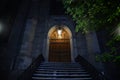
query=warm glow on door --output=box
[50,27,70,39]
[49,27,71,62]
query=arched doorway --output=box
[48,25,71,62]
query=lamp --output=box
[57,27,62,39]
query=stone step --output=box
[33,74,90,77]
[35,71,88,74]
[39,66,82,68]
[39,64,82,66]
[36,69,86,72]
[40,62,81,66]
[32,62,93,80]
[37,67,84,70]
[40,63,81,65]
[32,77,93,80]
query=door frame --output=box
[46,25,74,62]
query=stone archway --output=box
[48,25,72,62]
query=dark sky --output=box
[50,0,65,15]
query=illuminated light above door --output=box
[57,28,62,39]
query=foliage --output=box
[114,56,120,64]
[106,23,120,54]
[97,28,120,64]
[62,0,120,33]
[96,53,114,62]
[96,53,120,65]
[96,34,120,64]
[113,23,120,41]
[62,0,120,65]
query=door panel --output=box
[49,39,71,62]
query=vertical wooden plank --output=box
[49,39,71,62]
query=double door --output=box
[49,39,71,62]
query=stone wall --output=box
[75,31,103,71]
[8,0,104,79]
[85,31,103,71]
[6,0,32,80]
[15,19,37,70]
[14,0,50,70]
[76,32,88,59]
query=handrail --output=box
[75,55,107,80]
[17,54,44,80]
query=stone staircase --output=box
[32,62,93,80]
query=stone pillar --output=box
[7,0,32,80]
[15,19,37,70]
[85,31,103,71]
[14,0,41,70]
[73,37,77,61]
[76,32,88,59]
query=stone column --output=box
[14,0,41,70]
[7,0,33,80]
[85,31,103,71]
[15,19,37,70]
[76,32,88,59]
[73,37,77,61]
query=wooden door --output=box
[49,39,71,62]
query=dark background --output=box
[0,0,23,79]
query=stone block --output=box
[17,56,32,70]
